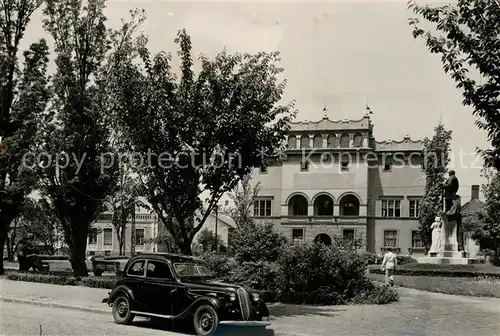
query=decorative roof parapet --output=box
[373,134,424,151]
[288,114,373,132]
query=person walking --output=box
[380,248,397,287]
[17,239,29,271]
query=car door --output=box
[124,259,147,312]
[142,259,177,316]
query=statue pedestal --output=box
[418,216,479,265]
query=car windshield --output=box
[173,263,212,277]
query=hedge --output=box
[7,272,117,288]
[99,256,129,261]
[37,255,70,261]
[360,251,418,266]
[368,263,500,278]
[7,272,79,286]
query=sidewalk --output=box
[0,278,109,313]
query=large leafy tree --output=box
[467,168,500,264]
[0,0,50,274]
[418,124,452,249]
[110,30,295,255]
[408,0,500,169]
[35,0,142,276]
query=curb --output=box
[0,297,313,336]
[1,296,282,317]
[0,296,109,315]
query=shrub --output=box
[360,251,382,265]
[397,255,418,265]
[230,221,288,263]
[351,284,399,304]
[81,277,117,289]
[276,242,375,305]
[229,261,280,291]
[199,251,234,282]
[7,272,78,286]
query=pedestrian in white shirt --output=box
[380,248,397,287]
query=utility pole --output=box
[130,205,136,256]
[214,205,219,254]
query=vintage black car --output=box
[102,253,270,336]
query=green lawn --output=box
[367,273,500,298]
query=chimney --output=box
[471,185,480,200]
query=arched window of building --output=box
[313,134,323,148]
[313,194,334,216]
[287,135,297,149]
[288,195,308,216]
[300,134,310,149]
[314,233,332,246]
[327,134,337,148]
[339,194,360,216]
[340,133,350,148]
[353,132,363,148]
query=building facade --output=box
[193,210,236,248]
[86,206,158,257]
[249,113,427,255]
[87,205,235,256]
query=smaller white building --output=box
[193,209,236,247]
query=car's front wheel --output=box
[112,295,134,325]
[193,304,219,336]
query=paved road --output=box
[0,301,189,336]
[269,287,500,336]
[1,278,500,336]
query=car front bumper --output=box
[219,320,271,326]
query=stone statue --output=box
[446,195,464,251]
[428,216,442,255]
[443,170,459,212]
[439,194,462,252]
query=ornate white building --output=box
[248,113,428,255]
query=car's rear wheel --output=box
[193,304,219,336]
[112,295,134,325]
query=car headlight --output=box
[251,293,260,301]
[229,292,236,301]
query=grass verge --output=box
[368,263,500,278]
[367,273,500,298]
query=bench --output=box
[35,258,50,274]
[90,257,122,276]
[26,255,55,274]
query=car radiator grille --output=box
[237,287,251,321]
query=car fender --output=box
[256,299,270,317]
[109,285,135,305]
[176,296,223,319]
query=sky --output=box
[20,0,489,201]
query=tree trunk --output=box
[69,235,89,277]
[0,227,8,275]
[178,240,193,256]
[118,232,124,255]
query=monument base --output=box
[417,256,480,265]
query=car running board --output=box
[130,311,175,319]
